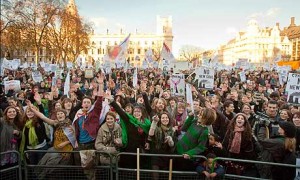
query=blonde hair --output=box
[285,137,296,152]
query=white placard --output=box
[4,80,21,94]
[286,73,300,105]
[170,74,185,96]
[195,67,214,89]
[239,71,246,82]
[32,71,43,83]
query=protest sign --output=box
[4,80,21,94]
[170,74,185,96]
[32,71,43,83]
[85,69,94,79]
[194,67,214,89]
[239,71,246,82]
[286,73,300,105]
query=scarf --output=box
[19,120,38,159]
[161,124,170,132]
[120,113,151,148]
[229,126,244,154]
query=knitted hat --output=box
[279,121,296,138]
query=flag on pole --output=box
[161,42,175,62]
[145,48,154,64]
[64,71,70,98]
[109,34,131,62]
[133,68,138,87]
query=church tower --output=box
[66,0,79,17]
[156,16,173,50]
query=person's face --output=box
[156,99,165,111]
[293,115,300,127]
[242,96,250,104]
[160,114,169,126]
[26,109,35,118]
[235,115,245,128]
[82,98,92,111]
[242,105,251,115]
[211,95,218,103]
[64,101,72,110]
[162,92,170,99]
[207,158,215,169]
[193,101,200,109]
[133,108,142,119]
[177,106,185,114]
[55,103,62,110]
[280,110,289,120]
[208,135,216,146]
[169,100,176,107]
[6,108,17,119]
[137,97,144,104]
[56,111,66,121]
[106,115,115,127]
[266,104,278,117]
[125,106,132,114]
[291,107,300,114]
[226,104,234,113]
[8,100,17,107]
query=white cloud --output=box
[226,27,238,34]
[248,7,280,20]
[266,7,280,17]
[90,17,108,29]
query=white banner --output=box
[286,73,300,105]
[32,71,43,83]
[194,67,214,89]
[170,74,185,96]
[186,84,194,114]
[4,80,21,94]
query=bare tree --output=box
[179,45,203,62]
[152,40,163,61]
[14,0,66,64]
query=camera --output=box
[254,112,271,126]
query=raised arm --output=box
[26,100,57,126]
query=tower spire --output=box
[67,0,78,16]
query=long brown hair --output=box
[3,106,23,130]
[23,106,39,127]
[227,113,252,140]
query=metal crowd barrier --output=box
[23,150,113,180]
[0,150,22,180]
[4,149,300,180]
[115,152,207,180]
[212,157,300,180]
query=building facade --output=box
[219,19,292,66]
[280,17,300,61]
[86,16,173,67]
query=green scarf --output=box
[120,113,151,148]
[19,120,38,160]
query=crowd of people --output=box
[0,63,300,180]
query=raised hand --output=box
[34,93,42,105]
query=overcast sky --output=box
[75,0,300,56]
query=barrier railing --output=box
[115,152,207,180]
[3,149,300,180]
[23,150,113,180]
[212,157,300,180]
[0,151,22,180]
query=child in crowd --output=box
[196,153,225,179]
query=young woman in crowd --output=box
[223,113,257,176]
[172,102,187,140]
[27,105,77,179]
[148,112,176,179]
[257,121,297,180]
[175,107,217,171]
[292,112,300,155]
[109,94,151,168]
[19,96,49,165]
[0,106,22,168]
[279,109,292,122]
[95,111,123,165]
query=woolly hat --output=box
[279,121,296,138]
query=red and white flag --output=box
[161,42,175,62]
[108,34,131,62]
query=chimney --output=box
[276,22,279,27]
[291,17,295,26]
[106,29,109,35]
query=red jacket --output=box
[74,96,103,141]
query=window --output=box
[138,49,141,54]
[100,41,102,45]
[98,49,101,54]
[114,41,118,45]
